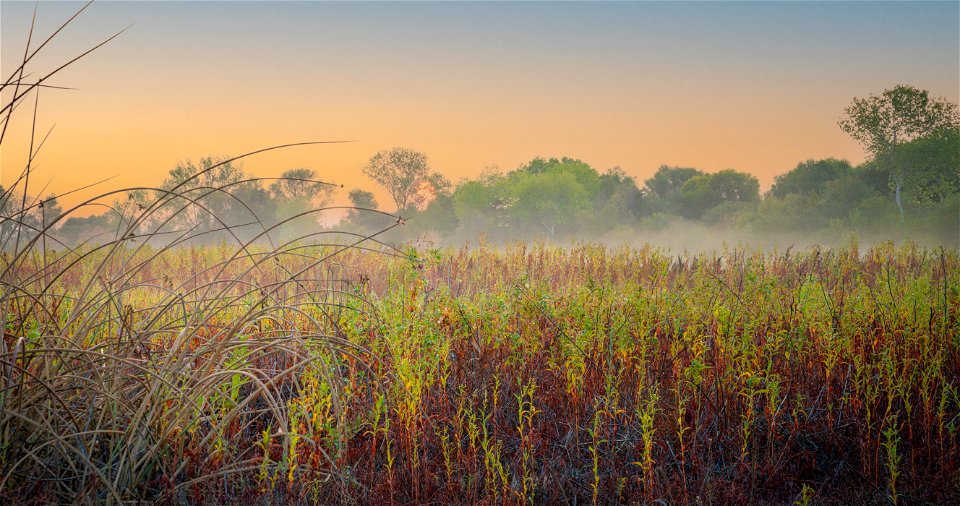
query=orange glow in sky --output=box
[2,2,958,215]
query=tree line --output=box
[348,84,959,247]
[2,84,957,250]
[1,162,337,248]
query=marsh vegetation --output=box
[2,3,958,505]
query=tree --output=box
[362,147,448,213]
[232,181,274,231]
[595,167,636,200]
[641,165,705,216]
[344,189,386,231]
[267,168,336,234]
[767,159,853,199]
[0,188,62,248]
[58,213,112,245]
[269,168,336,207]
[508,170,591,237]
[415,194,459,236]
[157,157,252,241]
[644,165,704,199]
[38,195,62,232]
[451,174,508,235]
[512,157,602,195]
[869,126,960,206]
[839,84,959,220]
[443,159,610,239]
[676,169,759,220]
[592,167,643,225]
[595,182,643,229]
[348,189,377,210]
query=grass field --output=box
[2,238,957,504]
[2,8,957,503]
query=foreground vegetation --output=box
[2,239,957,504]
[2,7,957,503]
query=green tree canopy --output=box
[508,170,591,237]
[512,157,602,196]
[871,126,960,206]
[767,159,853,199]
[644,165,704,199]
[451,174,508,234]
[677,169,759,220]
[442,158,635,239]
[839,84,959,220]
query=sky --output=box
[2,1,958,216]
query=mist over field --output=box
[1,2,959,505]
[8,148,955,254]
